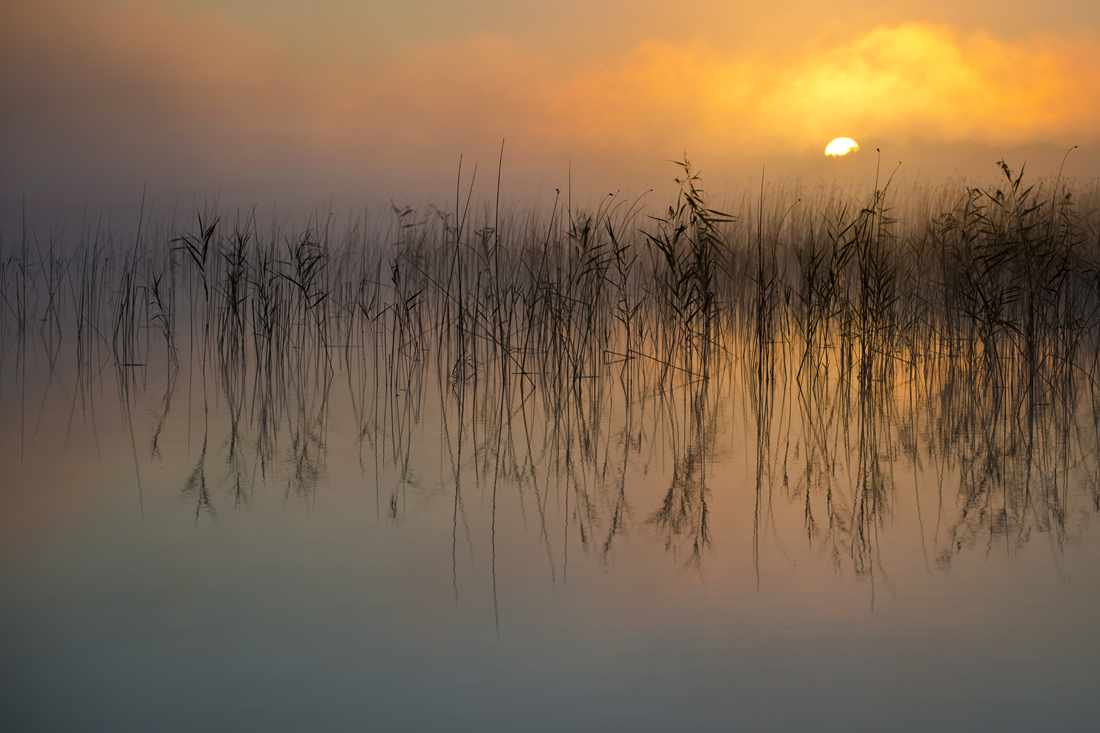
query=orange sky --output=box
[3,0,1100,223]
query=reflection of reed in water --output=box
[649,381,714,569]
[919,354,1094,566]
[170,342,334,519]
[776,326,1100,579]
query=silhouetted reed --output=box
[4,158,1100,581]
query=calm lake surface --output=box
[3,332,1098,732]
[3,181,1100,729]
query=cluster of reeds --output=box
[4,159,1099,577]
[4,162,1097,391]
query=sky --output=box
[3,0,1100,229]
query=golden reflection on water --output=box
[5,319,1096,595]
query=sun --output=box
[825,138,859,156]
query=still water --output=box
[3,329,1098,732]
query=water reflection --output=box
[36,311,1092,596]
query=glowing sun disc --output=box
[825,138,859,156]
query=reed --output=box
[4,158,1100,572]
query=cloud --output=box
[757,23,1100,148]
[3,3,1099,204]
[532,23,1100,153]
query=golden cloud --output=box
[4,3,1099,174]
[537,23,1100,153]
[360,22,1100,156]
[756,23,1100,148]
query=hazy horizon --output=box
[4,0,1100,234]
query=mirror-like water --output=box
[4,171,1100,730]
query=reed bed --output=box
[4,159,1100,575]
[5,163,1097,386]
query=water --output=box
[4,179,1100,729]
[3,329,1099,732]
